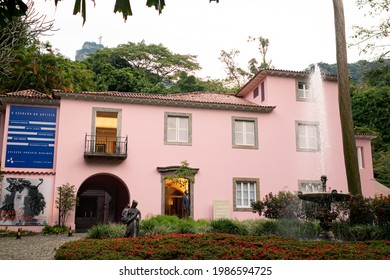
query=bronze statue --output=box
[121,200,141,238]
[182,190,190,219]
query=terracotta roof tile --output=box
[54,90,275,112]
[1,89,55,100]
[236,68,338,97]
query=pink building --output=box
[0,69,378,231]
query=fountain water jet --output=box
[309,65,331,175]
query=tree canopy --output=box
[353,0,390,60]
[0,0,168,26]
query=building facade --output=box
[0,69,377,231]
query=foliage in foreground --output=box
[86,215,390,242]
[55,232,390,260]
[0,227,36,237]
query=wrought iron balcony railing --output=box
[84,134,128,160]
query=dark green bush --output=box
[0,227,35,237]
[349,195,376,225]
[210,219,247,235]
[87,223,125,239]
[42,225,69,235]
[83,214,390,242]
[252,191,300,219]
[372,194,390,226]
[178,219,197,234]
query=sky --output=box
[33,0,376,79]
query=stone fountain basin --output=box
[298,191,350,203]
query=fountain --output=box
[298,175,350,241]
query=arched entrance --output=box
[75,173,129,231]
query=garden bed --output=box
[54,232,390,260]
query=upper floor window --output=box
[261,81,265,102]
[233,178,259,211]
[164,112,192,145]
[253,87,259,99]
[92,108,122,153]
[232,117,258,149]
[296,121,320,152]
[357,146,364,169]
[296,81,312,101]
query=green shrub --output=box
[0,227,36,237]
[139,215,180,236]
[42,225,69,235]
[84,214,390,242]
[177,219,197,234]
[252,191,300,219]
[372,194,390,226]
[192,219,212,234]
[257,219,278,235]
[210,219,247,235]
[349,195,376,225]
[87,223,125,239]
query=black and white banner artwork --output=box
[0,177,52,226]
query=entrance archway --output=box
[164,178,188,218]
[75,173,129,231]
[157,165,199,219]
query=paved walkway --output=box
[0,233,87,260]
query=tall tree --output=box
[0,0,28,28]
[247,36,273,74]
[83,41,201,93]
[0,1,54,86]
[218,49,249,89]
[333,0,362,195]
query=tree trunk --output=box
[332,0,362,195]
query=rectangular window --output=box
[91,108,122,154]
[261,82,265,102]
[232,117,258,149]
[233,178,259,211]
[357,146,364,169]
[299,180,322,192]
[164,112,192,145]
[296,121,320,152]
[253,87,259,99]
[296,81,312,101]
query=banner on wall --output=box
[0,177,52,226]
[5,105,57,169]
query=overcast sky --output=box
[34,0,375,79]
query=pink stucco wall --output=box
[0,71,379,231]
[355,137,376,198]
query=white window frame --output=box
[164,112,192,145]
[233,178,260,211]
[232,117,258,149]
[296,121,320,152]
[299,180,322,193]
[357,146,364,169]
[296,81,313,101]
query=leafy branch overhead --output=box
[73,0,166,24]
[165,160,198,188]
[0,0,167,26]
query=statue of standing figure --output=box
[121,200,141,238]
[182,190,190,219]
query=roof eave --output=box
[0,97,60,106]
[235,69,338,97]
[54,91,275,113]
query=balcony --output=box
[84,134,128,160]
